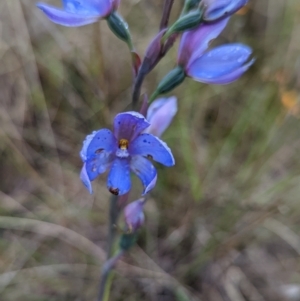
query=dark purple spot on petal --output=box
[95,148,104,154]
[147,154,153,160]
[109,187,120,195]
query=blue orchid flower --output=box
[36,0,120,27]
[80,112,175,196]
[177,18,254,84]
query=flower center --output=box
[119,139,129,150]
[116,138,130,158]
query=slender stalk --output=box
[131,0,175,109]
[160,0,175,30]
[131,70,146,110]
[97,195,119,301]
[97,192,130,301]
[97,266,113,301]
[97,250,124,301]
[107,195,119,258]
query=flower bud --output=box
[185,0,202,11]
[141,30,166,74]
[107,12,133,49]
[163,9,203,40]
[145,96,177,137]
[151,66,186,101]
[124,199,145,233]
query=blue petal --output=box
[80,129,117,162]
[145,96,178,137]
[178,18,229,67]
[187,44,253,83]
[129,134,175,167]
[80,163,93,194]
[62,0,112,16]
[80,131,97,162]
[113,112,150,141]
[130,156,157,195]
[204,0,248,21]
[85,151,112,181]
[36,3,102,27]
[107,158,131,195]
[197,59,255,84]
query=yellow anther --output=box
[119,138,129,150]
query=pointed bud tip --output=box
[124,199,145,232]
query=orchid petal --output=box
[80,150,112,194]
[178,18,229,67]
[85,152,112,178]
[187,44,252,83]
[107,158,131,195]
[36,3,102,27]
[130,156,157,195]
[129,134,175,167]
[204,0,248,21]
[192,59,254,84]
[114,112,150,141]
[62,0,112,15]
[145,96,177,137]
[80,129,117,162]
[80,163,93,194]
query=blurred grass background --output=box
[1,0,300,300]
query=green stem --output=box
[96,192,130,301]
[103,273,114,301]
[107,195,119,258]
[98,268,114,301]
[96,195,119,301]
[98,250,125,301]
[132,70,146,110]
